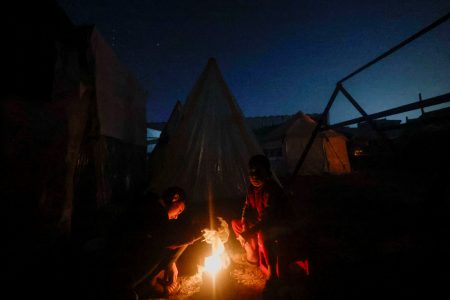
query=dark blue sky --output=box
[59,0,450,123]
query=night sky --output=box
[58,0,450,124]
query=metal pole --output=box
[339,12,450,84]
[419,93,425,115]
[339,84,396,152]
[326,92,450,129]
[289,12,449,181]
[290,85,340,179]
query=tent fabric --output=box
[91,29,147,146]
[162,100,183,141]
[67,28,147,235]
[4,26,147,235]
[53,44,89,232]
[263,112,351,175]
[149,58,262,208]
[323,136,351,174]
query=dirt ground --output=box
[171,249,266,300]
[11,147,448,300]
[170,239,308,300]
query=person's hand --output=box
[166,281,179,295]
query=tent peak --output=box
[206,57,220,70]
[207,57,218,64]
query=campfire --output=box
[202,217,230,277]
[175,217,268,299]
[195,217,232,298]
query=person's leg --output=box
[257,231,270,275]
[131,249,166,294]
[163,245,188,283]
[108,242,163,299]
[260,233,282,299]
[232,219,259,263]
[245,236,259,264]
[258,231,279,280]
[160,245,188,294]
[132,245,189,297]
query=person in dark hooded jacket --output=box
[108,186,197,299]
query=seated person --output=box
[232,155,293,287]
[108,186,197,299]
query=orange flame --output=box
[202,217,230,277]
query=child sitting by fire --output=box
[232,155,295,293]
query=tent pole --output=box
[289,12,449,182]
[338,84,396,153]
[325,92,450,129]
[338,12,450,84]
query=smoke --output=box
[202,217,230,245]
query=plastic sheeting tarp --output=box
[3,26,147,236]
[149,59,262,208]
[67,28,147,235]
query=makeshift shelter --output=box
[261,112,351,176]
[5,4,147,296]
[149,58,262,211]
[67,27,147,237]
[4,23,147,238]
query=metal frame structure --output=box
[290,12,450,179]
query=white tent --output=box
[5,25,147,235]
[261,112,351,176]
[149,58,262,209]
[57,26,147,231]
